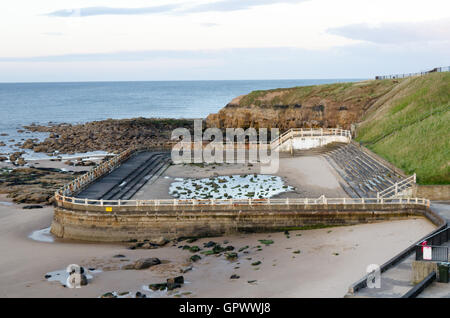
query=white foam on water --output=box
[169,174,294,200]
[28,227,54,243]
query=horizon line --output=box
[0,78,368,85]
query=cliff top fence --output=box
[375,66,450,80]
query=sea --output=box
[0,79,361,159]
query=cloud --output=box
[47,5,179,17]
[184,0,309,13]
[46,0,309,18]
[200,23,220,28]
[328,18,450,44]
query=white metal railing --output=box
[377,174,416,198]
[58,147,137,197]
[55,192,430,208]
[270,128,352,149]
[54,129,428,211]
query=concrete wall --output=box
[51,202,436,242]
[413,185,450,201]
[412,261,438,284]
[277,135,350,152]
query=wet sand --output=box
[0,196,435,298]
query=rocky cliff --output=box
[206,79,401,131]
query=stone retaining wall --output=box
[413,185,450,201]
[51,202,435,242]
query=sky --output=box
[0,0,449,82]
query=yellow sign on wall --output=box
[105,207,113,212]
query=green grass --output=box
[236,80,397,108]
[356,73,450,184]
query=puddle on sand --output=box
[29,227,54,243]
[0,201,14,206]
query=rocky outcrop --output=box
[0,167,82,204]
[22,118,196,155]
[206,79,400,131]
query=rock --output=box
[133,257,161,270]
[251,261,261,266]
[101,292,117,298]
[150,236,169,246]
[167,283,182,291]
[230,274,240,279]
[248,280,257,284]
[190,254,201,262]
[225,252,238,261]
[22,205,44,209]
[44,274,52,279]
[142,242,158,249]
[167,276,184,285]
[113,254,126,258]
[122,264,135,270]
[167,276,184,290]
[203,241,217,248]
[80,274,88,286]
[189,246,200,253]
[0,156,7,162]
[0,142,6,147]
[149,283,167,291]
[135,292,146,298]
[180,266,193,273]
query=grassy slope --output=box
[356,72,450,184]
[236,80,397,107]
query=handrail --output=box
[270,128,352,149]
[377,174,416,198]
[54,129,428,211]
[55,192,430,208]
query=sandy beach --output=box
[0,193,435,298]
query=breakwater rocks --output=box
[206,80,399,130]
[21,118,196,154]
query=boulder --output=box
[190,254,201,262]
[150,236,169,246]
[133,257,161,270]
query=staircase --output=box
[76,151,171,200]
[324,144,403,198]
